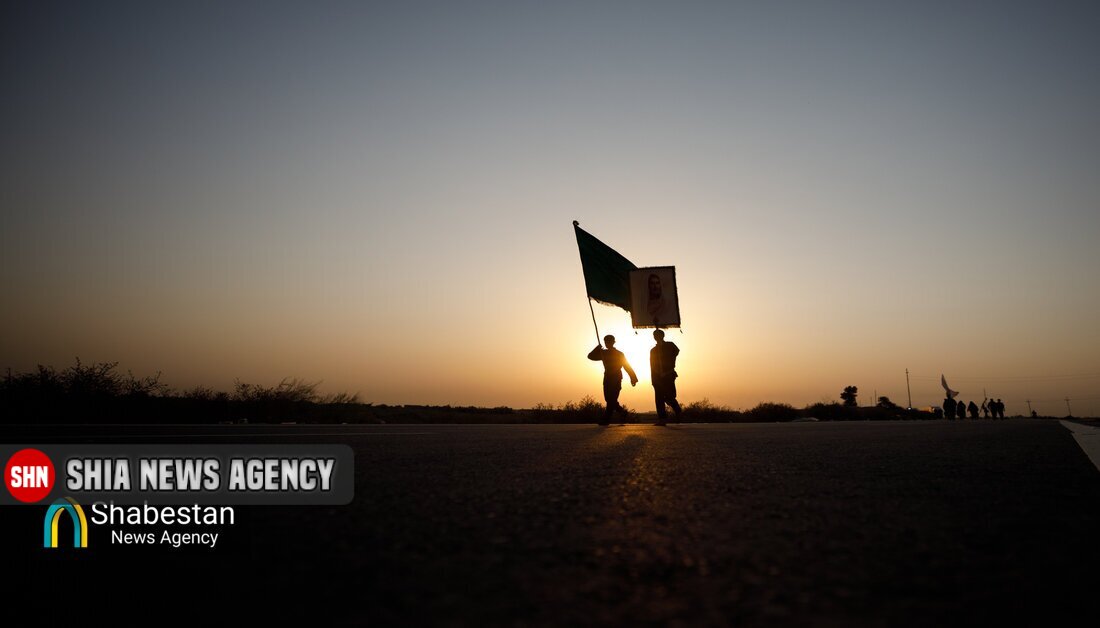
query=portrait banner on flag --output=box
[630,266,680,328]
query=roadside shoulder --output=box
[1061,420,1100,473]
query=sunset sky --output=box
[2,2,1098,415]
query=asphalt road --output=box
[4,420,1099,626]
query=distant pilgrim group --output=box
[941,396,1006,420]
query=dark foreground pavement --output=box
[3,420,1098,625]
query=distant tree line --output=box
[3,360,946,424]
[1,360,367,424]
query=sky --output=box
[2,1,1098,415]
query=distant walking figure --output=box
[587,335,638,425]
[967,401,979,419]
[981,400,990,418]
[650,329,682,426]
[943,397,957,420]
[995,399,1005,419]
[956,401,967,420]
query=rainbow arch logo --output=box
[43,497,88,548]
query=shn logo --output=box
[43,497,88,548]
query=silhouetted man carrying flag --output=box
[650,329,682,426]
[588,335,637,426]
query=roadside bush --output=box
[683,398,743,423]
[559,395,606,423]
[746,402,801,422]
[804,402,859,421]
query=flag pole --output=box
[587,298,601,348]
[574,220,603,348]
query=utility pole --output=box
[905,368,912,409]
[1065,398,1073,417]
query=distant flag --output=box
[941,374,959,400]
[573,221,637,312]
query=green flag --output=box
[573,221,637,312]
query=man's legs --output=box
[668,398,682,422]
[602,378,622,425]
[654,377,681,424]
[665,377,682,422]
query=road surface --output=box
[3,420,1098,625]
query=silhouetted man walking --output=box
[943,396,957,420]
[588,335,637,425]
[650,329,682,426]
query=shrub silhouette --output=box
[559,395,609,423]
[0,360,363,424]
[683,398,744,422]
[805,401,858,421]
[746,402,800,422]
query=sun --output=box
[610,330,653,383]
